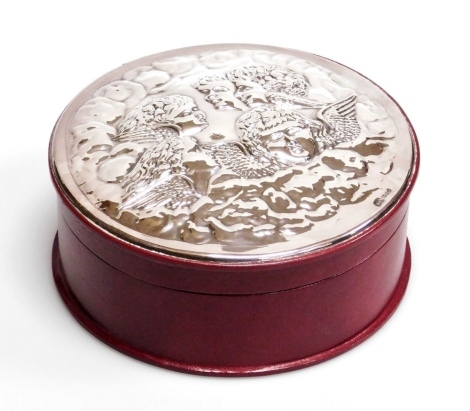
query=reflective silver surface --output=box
[52,45,416,261]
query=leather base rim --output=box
[52,233,411,377]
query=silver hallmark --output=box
[53,46,415,260]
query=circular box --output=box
[49,44,419,376]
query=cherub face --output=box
[267,68,309,97]
[115,95,208,142]
[233,82,269,107]
[193,75,245,110]
[241,106,316,165]
[167,99,208,135]
[227,66,310,108]
[138,95,208,135]
[264,126,316,164]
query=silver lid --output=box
[51,44,416,261]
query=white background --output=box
[1,1,468,410]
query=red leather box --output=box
[49,44,419,376]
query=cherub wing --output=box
[204,142,283,179]
[119,138,197,210]
[316,95,361,150]
[113,124,179,144]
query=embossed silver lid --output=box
[51,44,417,261]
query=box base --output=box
[52,233,411,377]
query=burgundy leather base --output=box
[52,233,411,377]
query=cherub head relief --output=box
[193,65,324,111]
[115,95,208,142]
[192,74,247,111]
[236,106,317,166]
[227,65,309,107]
